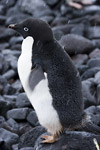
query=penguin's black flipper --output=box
[29,64,45,90]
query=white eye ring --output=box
[24,27,29,32]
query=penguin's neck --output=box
[18,36,34,95]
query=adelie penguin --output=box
[9,18,100,143]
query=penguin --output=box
[8,18,100,143]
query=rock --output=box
[72,54,88,67]
[59,34,94,55]
[7,108,29,120]
[92,39,100,48]
[96,84,100,105]
[34,131,100,150]
[4,83,17,95]
[26,111,39,127]
[89,48,100,58]
[12,80,23,93]
[3,69,16,80]
[7,118,19,130]
[89,14,100,26]
[87,26,100,39]
[0,76,7,94]
[77,65,88,75]
[0,116,5,127]
[18,126,46,149]
[0,128,19,150]
[4,95,17,104]
[71,24,85,36]
[12,144,18,150]
[18,0,50,18]
[87,58,100,68]
[0,27,15,41]
[0,5,6,15]
[0,42,9,50]
[0,54,9,74]
[0,0,17,8]
[19,122,33,136]
[19,147,34,150]
[10,59,17,71]
[2,49,21,57]
[94,71,100,84]
[16,93,31,108]
[52,24,75,35]
[82,79,96,108]
[40,16,54,24]
[51,17,69,26]
[44,0,59,6]
[81,67,100,80]
[0,99,12,117]
[9,36,23,46]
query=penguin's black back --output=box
[32,40,84,128]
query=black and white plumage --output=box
[9,18,100,143]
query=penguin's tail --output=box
[76,113,100,134]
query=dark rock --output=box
[4,95,16,103]
[92,39,100,48]
[0,76,7,94]
[71,24,85,36]
[0,27,15,42]
[10,59,17,71]
[94,71,100,85]
[53,30,64,40]
[0,99,12,117]
[89,48,100,58]
[20,147,34,150]
[12,144,18,150]
[9,36,23,46]
[16,93,31,108]
[89,14,100,26]
[51,17,69,26]
[85,106,100,125]
[18,0,50,17]
[77,65,88,75]
[0,5,6,15]
[0,54,9,74]
[7,118,19,131]
[96,84,100,105]
[0,0,17,8]
[81,67,100,80]
[19,122,33,136]
[82,79,96,108]
[87,27,100,39]
[0,42,9,50]
[4,83,17,95]
[52,24,75,35]
[3,69,16,80]
[0,128,19,150]
[83,5,100,16]
[7,108,29,120]
[0,15,6,25]
[44,0,59,6]
[26,111,39,127]
[87,58,100,68]
[34,131,100,150]
[59,34,94,55]
[0,116,5,127]
[18,126,46,149]
[10,43,21,50]
[2,49,21,57]
[12,80,23,93]
[71,54,88,67]
[40,16,54,24]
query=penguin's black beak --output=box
[8,24,17,30]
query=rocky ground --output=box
[0,0,100,150]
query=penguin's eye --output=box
[24,27,29,32]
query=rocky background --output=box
[0,0,100,150]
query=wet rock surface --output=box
[0,0,100,149]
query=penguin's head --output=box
[8,18,54,42]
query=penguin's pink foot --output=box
[41,135,58,143]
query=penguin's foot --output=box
[41,134,58,143]
[68,2,82,9]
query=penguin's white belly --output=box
[18,36,62,134]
